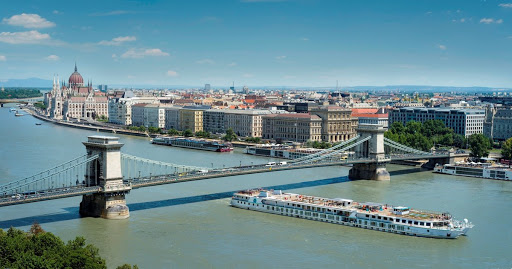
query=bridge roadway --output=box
[0,153,450,208]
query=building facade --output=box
[484,105,512,141]
[389,107,485,137]
[203,109,226,134]
[45,64,109,120]
[224,109,270,137]
[164,107,181,130]
[179,108,204,132]
[109,95,158,126]
[262,113,322,142]
[311,106,358,142]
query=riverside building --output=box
[389,107,485,137]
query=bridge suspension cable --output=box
[0,154,90,190]
[1,154,99,195]
[294,136,371,164]
[383,137,430,155]
[291,135,361,163]
[121,153,208,179]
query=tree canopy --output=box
[501,137,512,160]
[385,120,460,152]
[468,133,491,159]
[0,223,138,269]
[223,128,237,142]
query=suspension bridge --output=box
[0,124,465,219]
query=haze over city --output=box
[1,0,512,88]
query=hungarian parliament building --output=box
[44,64,108,120]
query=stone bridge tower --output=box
[79,136,131,219]
[349,124,391,181]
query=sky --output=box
[0,0,511,88]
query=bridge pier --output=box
[349,162,390,181]
[349,124,390,181]
[79,136,131,219]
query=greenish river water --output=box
[0,105,510,268]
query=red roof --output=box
[353,113,388,118]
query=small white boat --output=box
[9,108,17,112]
[15,113,24,117]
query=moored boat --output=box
[152,136,233,152]
[231,189,473,239]
[434,163,512,181]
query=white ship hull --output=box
[231,192,471,239]
[434,164,512,181]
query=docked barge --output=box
[152,137,233,152]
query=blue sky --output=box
[0,0,511,88]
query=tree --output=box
[148,127,161,134]
[223,128,237,142]
[501,137,512,165]
[183,129,193,137]
[468,133,491,159]
[453,134,467,149]
[167,128,181,136]
[195,130,211,138]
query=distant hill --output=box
[0,78,52,88]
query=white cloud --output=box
[121,48,170,58]
[301,37,309,41]
[438,45,447,50]
[480,18,503,24]
[243,73,253,78]
[228,62,237,66]
[196,59,215,64]
[98,36,136,46]
[0,55,6,61]
[276,55,286,60]
[460,18,466,23]
[45,55,59,61]
[498,3,512,8]
[166,70,178,77]
[2,13,55,29]
[0,31,51,44]
[53,10,60,14]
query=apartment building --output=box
[262,113,322,143]
[223,109,271,137]
[311,106,358,142]
[389,107,485,137]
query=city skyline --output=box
[1,0,512,87]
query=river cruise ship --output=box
[152,137,233,152]
[434,163,512,181]
[231,189,473,239]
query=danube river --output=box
[0,106,510,268]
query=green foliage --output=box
[96,115,108,122]
[117,264,139,269]
[0,88,42,99]
[453,134,467,149]
[183,129,194,137]
[385,120,461,151]
[33,101,47,110]
[245,137,261,143]
[223,128,237,142]
[167,128,181,136]
[0,224,106,269]
[305,140,333,149]
[148,126,162,134]
[468,133,491,158]
[501,137,512,160]
[195,130,211,138]
[128,126,147,132]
